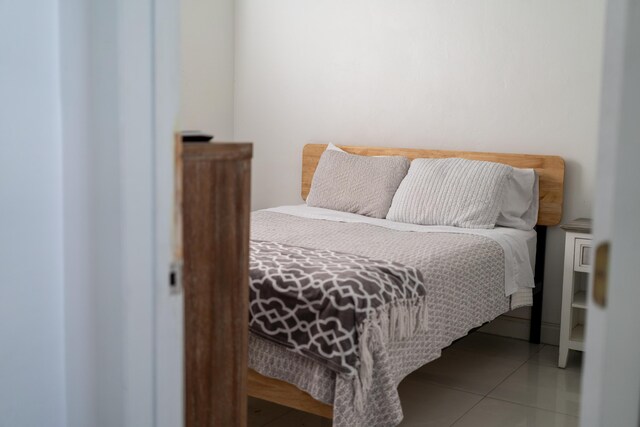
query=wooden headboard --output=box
[301,144,565,226]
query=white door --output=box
[58,0,181,425]
[580,0,640,426]
[114,0,183,425]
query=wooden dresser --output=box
[183,142,252,427]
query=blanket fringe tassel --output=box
[353,296,429,412]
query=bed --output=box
[247,144,565,426]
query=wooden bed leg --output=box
[529,226,547,344]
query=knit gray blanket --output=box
[249,239,427,407]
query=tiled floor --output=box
[248,332,583,427]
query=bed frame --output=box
[249,144,565,419]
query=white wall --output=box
[58,0,97,425]
[234,0,605,336]
[180,0,235,139]
[0,0,66,426]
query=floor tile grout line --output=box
[426,344,535,398]
[483,357,530,397]
[485,395,580,418]
[410,350,538,398]
[406,374,488,397]
[445,346,545,363]
[408,352,530,427]
[481,342,581,418]
[534,343,547,355]
[448,341,582,421]
[447,395,488,427]
[455,356,530,426]
[449,350,578,427]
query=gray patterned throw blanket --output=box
[249,240,428,408]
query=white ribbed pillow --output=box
[386,158,513,229]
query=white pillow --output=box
[387,158,513,229]
[496,168,539,230]
[326,142,344,152]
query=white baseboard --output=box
[479,315,560,346]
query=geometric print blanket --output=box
[249,239,428,408]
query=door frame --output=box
[61,0,182,425]
[152,0,184,426]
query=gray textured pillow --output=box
[386,158,513,229]
[306,150,410,218]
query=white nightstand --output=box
[559,218,592,368]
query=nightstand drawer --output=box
[574,238,593,273]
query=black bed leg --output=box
[529,287,543,344]
[529,226,547,344]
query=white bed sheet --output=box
[264,204,536,297]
